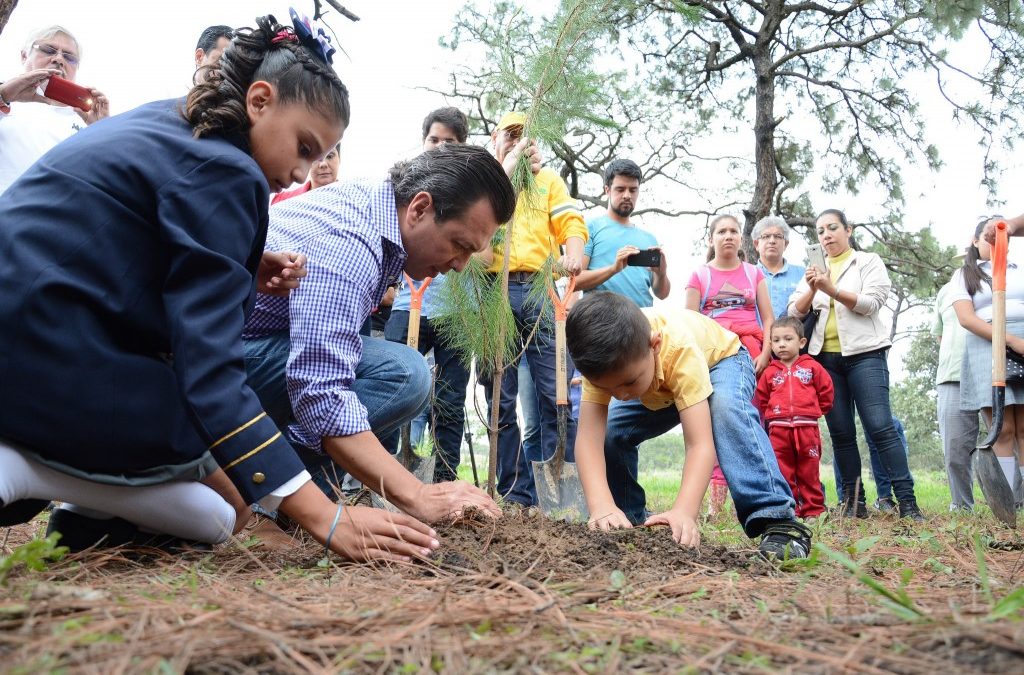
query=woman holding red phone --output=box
[0,14,439,563]
[0,25,109,194]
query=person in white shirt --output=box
[0,25,109,194]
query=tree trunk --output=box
[0,0,18,38]
[743,48,778,263]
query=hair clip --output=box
[271,28,298,45]
[289,7,336,65]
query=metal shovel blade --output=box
[975,222,1018,528]
[531,411,589,522]
[976,452,1017,527]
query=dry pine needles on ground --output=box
[1,509,1023,673]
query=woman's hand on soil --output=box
[588,507,632,531]
[407,480,502,523]
[324,505,440,563]
[645,510,700,548]
[257,250,307,297]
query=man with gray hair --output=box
[0,25,109,194]
[753,215,805,317]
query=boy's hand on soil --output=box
[326,505,440,563]
[588,507,633,531]
[406,481,502,522]
[645,510,700,548]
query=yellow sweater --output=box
[486,167,588,273]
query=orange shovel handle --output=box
[403,272,433,312]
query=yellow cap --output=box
[496,111,527,130]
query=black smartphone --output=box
[626,248,661,267]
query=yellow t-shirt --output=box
[581,308,741,412]
[486,167,588,273]
[821,247,854,353]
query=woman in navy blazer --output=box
[0,15,436,561]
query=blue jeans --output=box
[479,278,577,505]
[243,331,431,497]
[835,415,911,502]
[518,360,541,470]
[384,310,472,483]
[816,350,916,505]
[604,349,795,538]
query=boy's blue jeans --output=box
[603,349,796,538]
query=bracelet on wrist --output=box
[0,84,10,115]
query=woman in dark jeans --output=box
[788,209,924,520]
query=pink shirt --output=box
[687,263,764,328]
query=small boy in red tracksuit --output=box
[755,317,834,519]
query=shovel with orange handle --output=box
[400,273,435,482]
[974,220,1018,528]
[531,275,588,521]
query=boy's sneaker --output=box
[897,498,925,522]
[758,520,813,561]
[874,497,897,513]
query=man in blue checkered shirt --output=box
[243,143,515,525]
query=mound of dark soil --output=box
[430,509,765,581]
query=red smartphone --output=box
[43,76,93,112]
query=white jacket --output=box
[787,250,891,356]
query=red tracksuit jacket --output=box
[754,354,835,422]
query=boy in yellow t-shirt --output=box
[566,291,810,559]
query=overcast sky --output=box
[4,0,1023,329]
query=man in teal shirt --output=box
[576,159,670,307]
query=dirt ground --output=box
[1,510,1023,673]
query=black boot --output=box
[46,508,210,553]
[0,498,51,527]
[897,498,925,522]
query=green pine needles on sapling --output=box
[432,0,628,495]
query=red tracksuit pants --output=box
[768,423,825,518]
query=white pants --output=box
[0,442,234,543]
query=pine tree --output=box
[431,0,627,496]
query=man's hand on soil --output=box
[405,480,503,523]
[645,509,700,548]
[588,506,633,531]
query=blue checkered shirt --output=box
[244,179,407,448]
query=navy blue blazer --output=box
[0,99,303,504]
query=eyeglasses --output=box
[32,43,80,66]
[758,233,786,242]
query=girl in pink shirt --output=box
[686,214,775,515]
